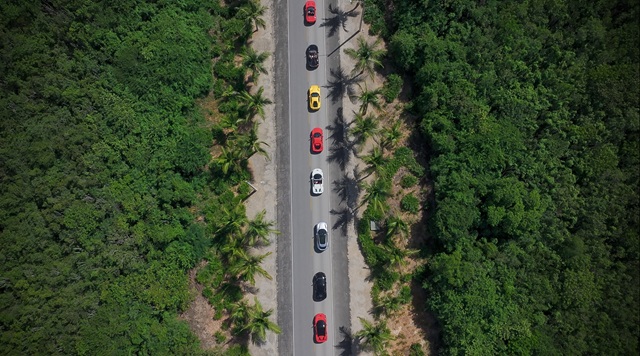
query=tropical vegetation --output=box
[355,0,640,354]
[0,0,277,354]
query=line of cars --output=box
[305,0,330,345]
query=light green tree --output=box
[239,0,268,32]
[244,209,279,246]
[355,317,394,354]
[240,87,272,120]
[243,297,282,343]
[242,47,270,81]
[344,36,386,79]
[356,84,383,114]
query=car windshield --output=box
[317,321,326,335]
[318,229,327,243]
[314,133,321,138]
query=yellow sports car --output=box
[308,85,321,111]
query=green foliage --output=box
[0,0,279,353]
[362,0,388,37]
[374,269,400,291]
[400,174,418,188]
[409,343,426,356]
[382,74,403,103]
[214,331,227,344]
[400,193,420,214]
[366,0,640,354]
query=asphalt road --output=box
[275,0,351,354]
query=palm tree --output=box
[382,244,415,269]
[214,203,248,239]
[244,209,279,246]
[375,294,402,317]
[240,87,272,120]
[380,120,403,150]
[343,36,386,79]
[214,146,246,176]
[357,84,383,114]
[361,146,386,178]
[359,179,390,216]
[243,297,282,343]
[219,114,248,136]
[385,215,409,240]
[242,47,270,81]
[355,317,394,354]
[230,299,250,327]
[230,251,273,285]
[237,121,270,160]
[350,111,379,146]
[239,0,267,33]
[221,239,249,265]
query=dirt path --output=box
[245,0,279,354]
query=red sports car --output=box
[313,313,328,343]
[304,0,317,24]
[310,127,323,153]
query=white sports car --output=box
[311,168,324,195]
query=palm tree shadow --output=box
[326,66,362,104]
[251,335,267,346]
[332,167,362,210]
[320,3,360,37]
[335,326,357,356]
[326,109,358,171]
[330,206,357,236]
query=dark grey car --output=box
[313,272,327,301]
[306,44,319,69]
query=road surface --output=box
[275,0,352,354]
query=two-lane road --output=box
[276,0,351,354]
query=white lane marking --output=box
[286,0,297,351]
[320,0,338,353]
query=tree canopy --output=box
[362,0,640,353]
[0,0,261,354]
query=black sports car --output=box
[313,272,327,301]
[306,45,319,69]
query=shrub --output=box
[214,309,224,320]
[237,181,252,199]
[401,194,420,213]
[398,285,411,304]
[363,0,388,36]
[394,147,424,176]
[409,343,426,356]
[197,258,225,288]
[383,74,403,103]
[375,269,400,290]
[214,331,227,344]
[400,174,418,188]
